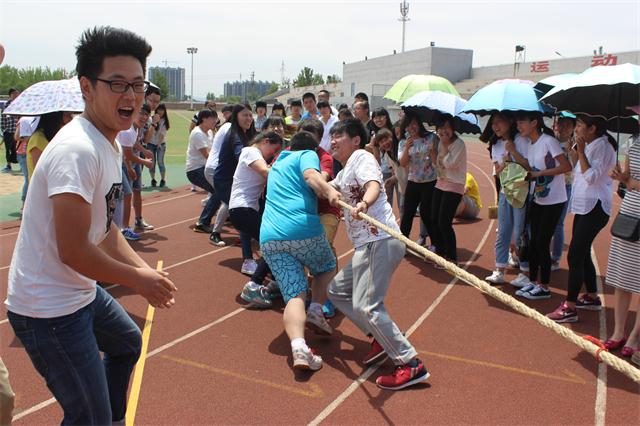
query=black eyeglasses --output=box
[94,78,149,94]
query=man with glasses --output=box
[5,27,177,424]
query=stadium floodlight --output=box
[187,47,198,110]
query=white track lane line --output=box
[308,159,496,426]
[13,248,356,421]
[591,249,607,426]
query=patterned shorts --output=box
[261,235,337,303]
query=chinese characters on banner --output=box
[591,54,618,66]
[530,61,550,73]
[528,54,619,74]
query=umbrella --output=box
[400,91,481,134]
[533,73,578,99]
[384,74,459,103]
[539,63,640,119]
[499,162,529,208]
[460,79,552,116]
[558,110,638,134]
[2,78,84,116]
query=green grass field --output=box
[163,109,194,165]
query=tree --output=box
[206,92,216,101]
[326,74,342,84]
[153,73,170,100]
[226,95,242,104]
[0,65,73,94]
[265,82,279,96]
[293,67,324,88]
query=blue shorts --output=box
[131,163,142,191]
[261,234,337,303]
[121,163,132,197]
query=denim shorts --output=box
[131,163,142,191]
[261,234,336,303]
[121,163,132,197]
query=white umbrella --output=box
[3,78,84,116]
[401,91,481,134]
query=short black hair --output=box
[337,103,349,111]
[146,82,161,97]
[196,108,215,125]
[290,99,302,108]
[222,104,234,113]
[76,26,152,80]
[354,101,369,112]
[271,102,286,114]
[354,92,369,102]
[318,89,330,97]
[317,100,331,110]
[329,118,368,148]
[255,100,267,110]
[8,88,18,96]
[290,131,319,152]
[263,115,286,129]
[252,130,283,146]
[302,92,316,103]
[297,118,324,142]
[140,103,151,114]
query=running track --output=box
[1,141,638,424]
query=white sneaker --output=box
[522,284,551,300]
[292,347,323,371]
[485,270,505,284]
[306,308,333,335]
[240,259,258,275]
[511,273,531,288]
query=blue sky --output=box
[1,0,638,98]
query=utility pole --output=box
[399,1,410,53]
[280,60,286,87]
[186,47,198,110]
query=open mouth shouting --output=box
[118,106,134,119]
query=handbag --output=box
[611,212,640,242]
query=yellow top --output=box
[465,172,482,209]
[27,129,50,180]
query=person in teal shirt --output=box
[259,132,340,372]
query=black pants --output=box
[3,131,16,165]
[529,201,565,284]
[401,180,436,239]
[229,207,271,285]
[430,188,463,261]
[566,201,609,302]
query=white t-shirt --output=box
[205,122,231,172]
[186,126,212,172]
[117,125,137,148]
[490,134,530,166]
[6,116,123,318]
[332,150,400,248]
[229,146,266,211]
[527,133,567,205]
[570,136,616,215]
[319,115,339,151]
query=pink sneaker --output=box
[546,301,578,323]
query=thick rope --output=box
[338,200,640,383]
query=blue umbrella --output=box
[540,63,640,119]
[401,91,480,134]
[460,79,552,116]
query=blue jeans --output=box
[187,167,221,226]
[8,286,142,425]
[17,153,28,201]
[552,184,572,262]
[147,143,166,176]
[495,192,527,268]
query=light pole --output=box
[399,1,410,53]
[186,47,198,110]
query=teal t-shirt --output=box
[260,150,324,244]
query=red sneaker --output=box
[363,339,387,365]
[376,359,430,390]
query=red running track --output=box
[1,141,638,424]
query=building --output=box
[224,80,277,101]
[148,66,186,101]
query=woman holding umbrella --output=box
[546,115,616,322]
[398,111,438,243]
[513,112,571,300]
[429,114,466,264]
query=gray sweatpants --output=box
[328,237,418,365]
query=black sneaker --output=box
[575,294,602,311]
[159,179,166,187]
[209,232,226,246]
[151,179,157,187]
[194,222,213,233]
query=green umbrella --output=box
[499,162,529,209]
[384,74,459,103]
